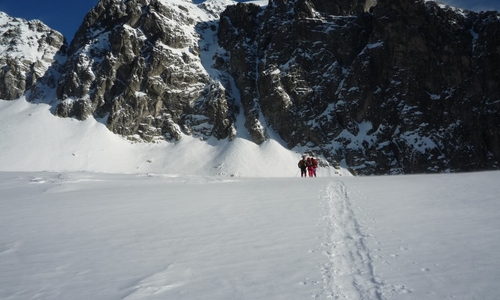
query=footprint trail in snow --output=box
[317,181,382,299]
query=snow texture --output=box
[1,170,499,299]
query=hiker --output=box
[298,155,308,177]
[306,157,313,177]
[311,157,318,177]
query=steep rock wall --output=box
[218,0,500,174]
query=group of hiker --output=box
[298,155,318,177]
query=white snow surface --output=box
[2,98,500,299]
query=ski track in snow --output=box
[317,181,382,300]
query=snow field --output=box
[1,171,500,299]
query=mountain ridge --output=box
[1,0,499,175]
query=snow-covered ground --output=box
[1,98,500,300]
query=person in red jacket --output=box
[307,157,314,177]
[311,157,318,177]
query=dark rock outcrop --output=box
[55,0,237,142]
[217,0,500,174]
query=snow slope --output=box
[0,97,345,177]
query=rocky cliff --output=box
[218,0,500,174]
[1,0,499,175]
[55,0,241,142]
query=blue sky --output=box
[0,0,98,42]
[1,0,499,43]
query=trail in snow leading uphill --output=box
[317,181,382,299]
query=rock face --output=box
[0,12,66,101]
[217,0,500,174]
[1,0,500,175]
[55,0,238,142]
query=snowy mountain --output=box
[0,12,66,101]
[1,0,500,175]
[0,7,339,178]
[2,2,500,299]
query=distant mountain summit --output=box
[1,0,499,175]
[0,12,66,101]
[54,0,240,142]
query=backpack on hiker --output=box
[312,158,318,168]
[298,159,307,168]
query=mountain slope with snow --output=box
[217,0,500,174]
[1,3,500,299]
[0,96,345,176]
[1,0,500,175]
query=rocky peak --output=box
[0,12,66,100]
[55,0,239,142]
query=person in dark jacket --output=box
[298,155,308,177]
